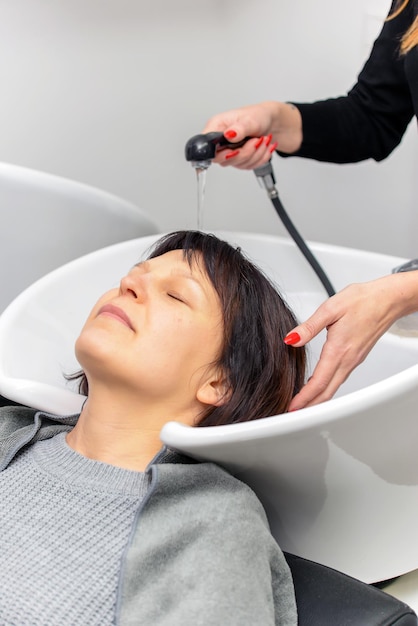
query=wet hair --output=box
[71,230,306,427]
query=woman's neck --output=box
[67,387,198,471]
[66,388,196,471]
[66,413,160,472]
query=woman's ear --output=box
[196,368,231,407]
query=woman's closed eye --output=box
[167,292,188,305]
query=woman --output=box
[0,231,304,625]
[201,0,418,410]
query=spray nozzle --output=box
[185,132,278,194]
[185,130,280,199]
[185,131,250,170]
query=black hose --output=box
[184,131,336,297]
[270,192,336,297]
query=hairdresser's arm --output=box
[286,271,418,410]
[290,1,414,164]
[203,3,413,168]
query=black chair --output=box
[285,552,418,625]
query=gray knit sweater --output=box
[0,405,297,625]
[0,431,150,624]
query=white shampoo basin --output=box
[0,231,417,583]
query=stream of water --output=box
[196,168,207,230]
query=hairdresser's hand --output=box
[202,101,302,169]
[284,272,418,410]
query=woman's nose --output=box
[120,273,146,301]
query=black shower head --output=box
[184,132,226,169]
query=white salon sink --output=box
[0,231,417,584]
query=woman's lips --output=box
[97,304,134,330]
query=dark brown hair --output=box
[71,231,306,427]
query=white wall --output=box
[0,0,416,258]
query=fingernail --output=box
[284,332,301,345]
[265,133,272,147]
[224,130,237,139]
[225,150,240,160]
[269,141,278,153]
[254,137,264,149]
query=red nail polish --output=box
[265,133,272,146]
[225,150,240,160]
[284,332,301,345]
[254,137,264,149]
[269,141,278,153]
[224,130,237,139]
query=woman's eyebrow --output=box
[169,269,207,294]
[133,260,206,291]
[133,260,150,272]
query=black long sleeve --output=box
[286,0,417,163]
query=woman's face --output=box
[75,250,225,410]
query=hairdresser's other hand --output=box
[284,272,418,410]
[202,101,302,169]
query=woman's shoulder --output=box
[155,455,269,524]
[0,404,38,434]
